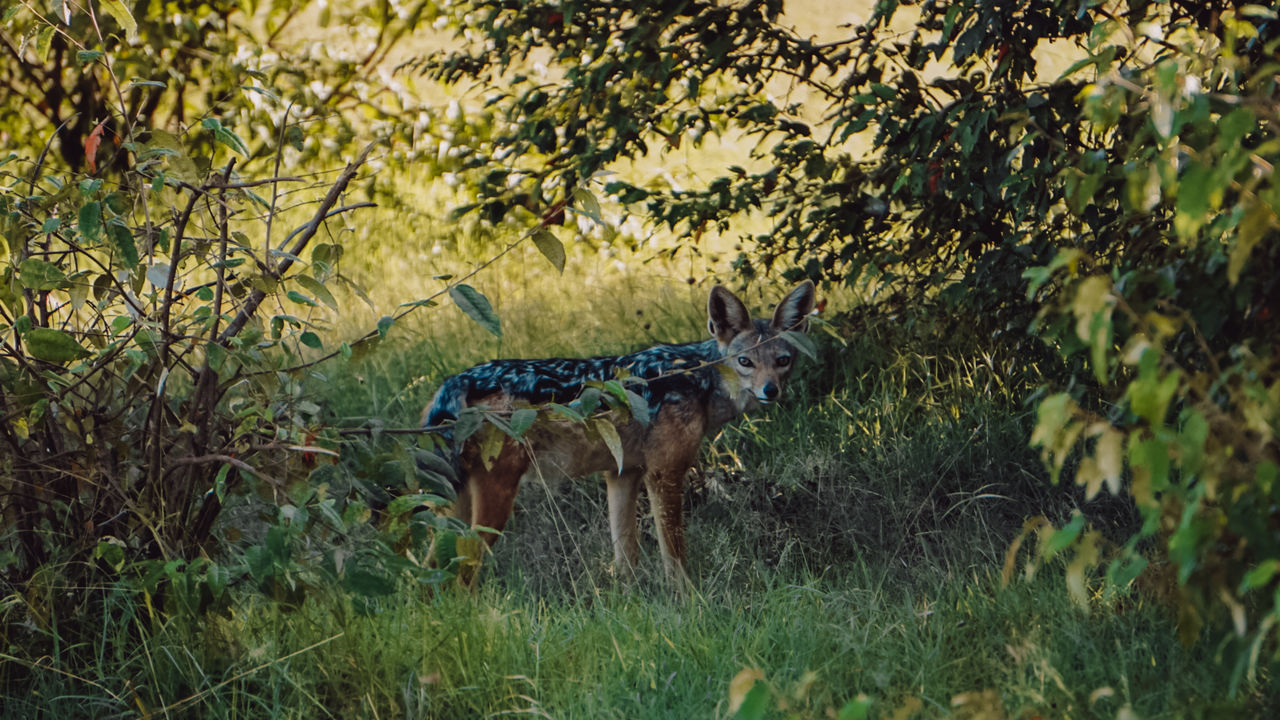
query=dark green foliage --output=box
[0,0,439,173]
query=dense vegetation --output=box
[1,0,1277,716]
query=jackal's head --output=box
[707,281,817,409]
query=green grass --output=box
[7,562,1257,718]
[7,328,1275,718]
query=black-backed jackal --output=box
[423,281,816,589]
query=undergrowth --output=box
[4,252,1273,717]
[4,563,1260,718]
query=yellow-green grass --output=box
[11,562,1259,718]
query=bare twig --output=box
[166,453,280,486]
[218,142,375,346]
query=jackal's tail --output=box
[421,375,467,490]
[423,375,466,437]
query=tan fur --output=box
[439,282,816,591]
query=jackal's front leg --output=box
[643,465,692,591]
[606,469,642,575]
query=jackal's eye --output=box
[776,355,792,368]
[737,356,754,368]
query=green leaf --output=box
[572,187,603,223]
[596,379,630,408]
[99,0,138,40]
[78,201,102,242]
[294,274,338,310]
[76,50,105,65]
[25,327,90,363]
[779,329,817,361]
[449,284,501,337]
[1240,560,1279,593]
[1126,350,1180,428]
[36,25,54,63]
[205,342,228,372]
[146,129,199,182]
[311,242,342,266]
[733,682,770,720]
[624,388,650,426]
[452,407,484,443]
[286,290,317,307]
[508,407,537,437]
[299,331,322,349]
[1107,552,1148,589]
[1229,199,1274,285]
[547,403,585,423]
[1174,162,1212,240]
[531,228,566,273]
[146,263,171,289]
[377,315,395,339]
[67,270,90,309]
[386,493,449,516]
[344,567,397,597]
[18,258,67,291]
[108,222,138,268]
[93,539,126,572]
[1129,435,1171,494]
[201,118,249,156]
[413,447,458,485]
[838,695,873,720]
[284,126,305,152]
[591,418,625,473]
[1177,409,1208,478]
[1042,512,1085,558]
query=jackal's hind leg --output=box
[606,469,642,575]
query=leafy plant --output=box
[0,2,460,660]
[1021,3,1280,687]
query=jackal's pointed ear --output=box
[707,285,753,344]
[771,280,816,333]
